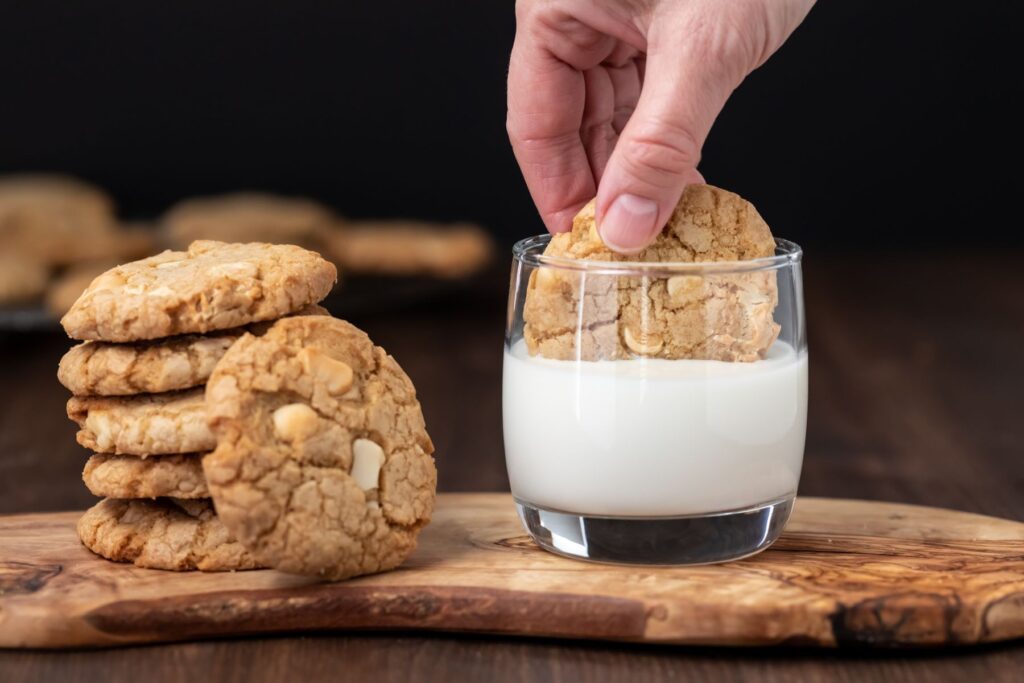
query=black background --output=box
[1,1,1021,249]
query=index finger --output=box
[506,25,595,233]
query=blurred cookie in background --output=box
[162,192,337,250]
[87,222,159,263]
[327,221,494,279]
[0,174,118,266]
[0,249,49,305]
[45,260,120,317]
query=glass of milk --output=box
[503,235,807,564]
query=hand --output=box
[507,0,814,252]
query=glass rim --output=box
[512,234,802,276]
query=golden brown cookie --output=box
[83,453,209,499]
[0,174,118,266]
[77,497,261,571]
[327,221,493,278]
[163,193,335,250]
[0,249,48,305]
[67,388,214,455]
[523,184,780,362]
[58,304,329,396]
[45,227,159,316]
[61,240,337,342]
[45,261,119,317]
[203,315,436,580]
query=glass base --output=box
[515,495,794,566]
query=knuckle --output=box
[621,121,701,180]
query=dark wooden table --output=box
[1,251,1022,681]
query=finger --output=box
[582,59,641,186]
[609,57,641,135]
[507,8,620,234]
[581,66,616,185]
[507,37,592,234]
[595,25,740,253]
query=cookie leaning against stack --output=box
[203,315,437,580]
[59,240,337,571]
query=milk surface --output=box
[503,340,808,517]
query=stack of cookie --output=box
[59,240,337,571]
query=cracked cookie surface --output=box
[67,388,214,455]
[83,453,209,499]
[61,240,337,342]
[204,315,436,580]
[77,497,261,571]
[523,184,780,362]
[58,304,328,396]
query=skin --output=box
[507,0,815,253]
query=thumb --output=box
[595,28,740,253]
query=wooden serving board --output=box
[2,494,1023,649]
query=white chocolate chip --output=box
[367,500,380,510]
[155,259,185,269]
[667,275,702,302]
[149,286,175,298]
[85,412,115,450]
[534,267,560,291]
[209,261,258,278]
[351,438,385,491]
[299,348,354,396]
[623,327,664,355]
[89,271,126,292]
[272,403,319,441]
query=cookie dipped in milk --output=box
[503,184,807,565]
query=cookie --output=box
[46,261,120,317]
[61,240,337,342]
[0,249,48,305]
[83,453,209,499]
[203,315,436,580]
[77,497,260,571]
[0,174,118,266]
[327,221,493,278]
[58,304,329,396]
[44,227,159,316]
[163,193,335,250]
[523,184,780,362]
[67,388,214,455]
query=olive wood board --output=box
[1,494,1023,649]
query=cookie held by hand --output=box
[523,184,781,362]
[203,315,436,580]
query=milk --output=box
[502,340,808,517]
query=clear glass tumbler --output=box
[503,236,807,565]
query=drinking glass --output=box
[503,236,807,564]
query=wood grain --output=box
[1,494,1022,650]
[1,252,1023,680]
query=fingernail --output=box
[599,194,660,254]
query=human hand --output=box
[507,0,814,252]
